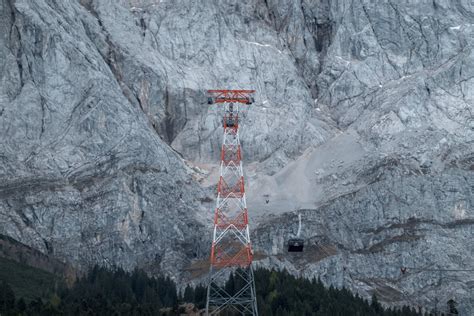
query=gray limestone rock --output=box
[0,0,472,313]
[0,0,209,279]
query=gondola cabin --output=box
[287,238,304,252]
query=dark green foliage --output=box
[447,299,458,314]
[0,281,15,311]
[183,284,194,303]
[0,264,425,315]
[57,266,179,315]
[252,268,422,316]
[0,266,179,315]
[193,283,207,308]
[0,257,63,301]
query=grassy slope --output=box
[0,256,63,301]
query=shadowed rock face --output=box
[0,0,473,312]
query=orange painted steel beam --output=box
[208,90,255,104]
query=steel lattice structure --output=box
[206,90,258,316]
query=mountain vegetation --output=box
[0,263,440,315]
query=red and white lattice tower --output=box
[205,90,258,316]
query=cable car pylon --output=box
[205,90,258,316]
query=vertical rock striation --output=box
[0,0,472,312]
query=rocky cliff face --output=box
[0,0,472,313]
[0,0,210,279]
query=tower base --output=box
[206,265,259,315]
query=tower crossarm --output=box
[208,90,256,104]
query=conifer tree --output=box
[0,281,15,311]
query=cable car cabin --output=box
[208,97,213,104]
[287,238,304,252]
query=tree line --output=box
[0,265,457,315]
